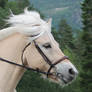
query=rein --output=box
[0,41,69,77]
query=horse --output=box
[0,8,78,92]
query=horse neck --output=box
[0,33,27,92]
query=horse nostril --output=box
[69,68,75,75]
[69,76,74,81]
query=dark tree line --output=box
[53,1,92,92]
[80,0,92,92]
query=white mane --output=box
[7,8,44,26]
[0,8,50,41]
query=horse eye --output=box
[43,43,52,49]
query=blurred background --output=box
[0,0,91,92]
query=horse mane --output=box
[7,8,44,26]
[0,8,46,40]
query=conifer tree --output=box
[16,0,30,8]
[0,0,8,8]
[0,0,36,29]
[80,0,92,92]
[58,19,75,50]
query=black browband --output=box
[0,41,69,77]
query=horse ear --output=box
[47,18,52,27]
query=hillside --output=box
[30,0,83,30]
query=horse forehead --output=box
[36,35,58,47]
[36,31,53,42]
[36,35,51,43]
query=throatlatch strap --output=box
[21,42,31,65]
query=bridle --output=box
[0,40,69,77]
[33,41,69,77]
